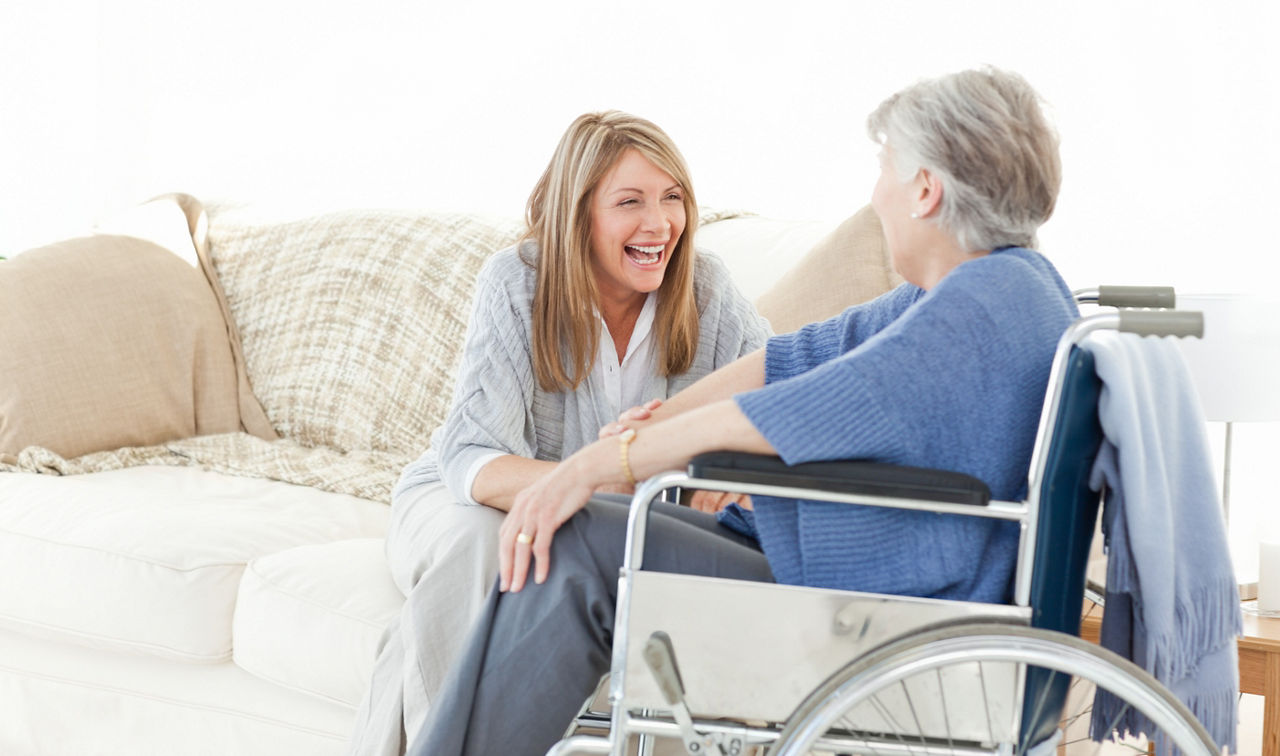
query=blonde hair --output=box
[866,66,1061,251]
[524,111,700,392]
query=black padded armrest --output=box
[687,451,991,507]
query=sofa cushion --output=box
[206,207,524,458]
[0,233,247,461]
[233,538,403,707]
[754,205,903,334]
[0,466,388,662]
[0,626,356,754]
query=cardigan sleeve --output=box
[429,255,541,506]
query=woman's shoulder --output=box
[691,247,732,281]
[690,247,761,316]
[474,242,538,299]
[923,248,1076,337]
[688,248,744,304]
[942,247,1070,301]
[478,242,535,280]
[960,246,1055,279]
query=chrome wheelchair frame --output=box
[549,287,1218,756]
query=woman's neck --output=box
[912,235,990,290]
[598,291,648,363]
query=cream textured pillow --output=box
[206,208,524,456]
[0,235,246,460]
[754,205,904,334]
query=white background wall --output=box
[3,0,1278,294]
[2,1,1278,566]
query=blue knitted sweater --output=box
[727,247,1077,603]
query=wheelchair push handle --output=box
[1099,285,1176,308]
[1075,285,1176,308]
[1118,309,1204,339]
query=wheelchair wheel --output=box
[769,622,1218,756]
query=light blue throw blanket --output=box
[1086,331,1241,752]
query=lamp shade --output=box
[1176,294,1280,423]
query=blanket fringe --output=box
[0,434,405,504]
[1093,686,1237,754]
[1116,577,1243,684]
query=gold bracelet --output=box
[618,428,637,486]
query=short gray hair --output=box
[866,67,1061,251]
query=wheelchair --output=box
[548,286,1224,756]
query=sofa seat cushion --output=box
[0,626,355,755]
[233,538,403,707]
[0,466,388,663]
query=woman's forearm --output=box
[648,348,767,422]
[572,399,774,488]
[470,455,559,511]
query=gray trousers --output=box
[348,483,506,756]
[407,497,775,756]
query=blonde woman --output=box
[347,111,770,755]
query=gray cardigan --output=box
[394,242,771,504]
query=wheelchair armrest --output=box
[687,451,991,507]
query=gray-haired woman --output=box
[408,67,1078,756]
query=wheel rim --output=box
[771,623,1218,756]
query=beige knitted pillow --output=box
[206,208,523,456]
[755,205,903,334]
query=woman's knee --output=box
[547,500,633,579]
[386,483,505,594]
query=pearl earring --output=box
[910,212,920,219]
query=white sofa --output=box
[0,195,897,755]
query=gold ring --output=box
[516,532,533,545]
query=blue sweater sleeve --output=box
[764,283,923,384]
[739,358,904,465]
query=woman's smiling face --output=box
[588,148,686,304]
